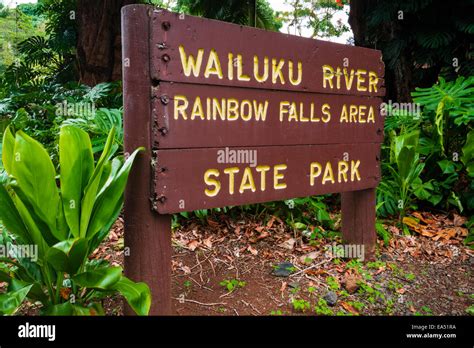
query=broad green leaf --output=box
[43,302,74,315]
[0,269,10,282]
[11,131,59,238]
[0,183,30,244]
[87,147,144,239]
[293,222,306,230]
[8,278,47,304]
[88,197,122,251]
[427,194,443,206]
[44,302,104,316]
[12,108,29,130]
[56,197,69,240]
[437,159,456,174]
[0,257,38,284]
[8,190,48,257]
[113,276,151,316]
[97,157,123,197]
[1,126,14,174]
[397,146,416,180]
[72,266,122,290]
[0,283,32,315]
[46,238,88,275]
[79,127,116,238]
[462,130,474,177]
[59,126,94,237]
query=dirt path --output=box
[14,212,472,316]
[170,228,473,316]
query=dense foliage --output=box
[378,77,474,219]
[0,126,149,315]
[349,0,474,101]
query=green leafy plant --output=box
[314,298,333,315]
[292,298,311,312]
[379,77,473,219]
[378,130,433,220]
[0,125,150,315]
[466,305,474,316]
[326,276,340,291]
[219,279,246,293]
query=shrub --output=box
[0,125,149,315]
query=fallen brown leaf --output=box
[341,301,359,315]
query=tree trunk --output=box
[76,0,135,86]
[348,0,370,47]
[349,0,412,102]
[248,0,256,27]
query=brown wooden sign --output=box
[149,9,385,96]
[153,83,384,149]
[154,144,381,213]
[122,5,385,315]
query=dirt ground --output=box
[103,211,473,316]
[10,211,474,316]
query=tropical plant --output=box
[377,130,434,221]
[0,125,149,315]
[412,76,474,155]
[412,76,474,212]
[0,81,123,160]
[378,76,474,219]
[349,0,474,101]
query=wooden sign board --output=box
[154,144,381,213]
[122,5,385,315]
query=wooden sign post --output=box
[121,4,385,315]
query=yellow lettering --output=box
[227,99,239,121]
[240,100,252,121]
[288,61,302,85]
[322,65,334,89]
[239,167,256,193]
[212,98,226,121]
[338,161,348,183]
[367,106,375,123]
[228,53,234,80]
[310,162,322,186]
[351,160,361,181]
[254,56,269,83]
[322,103,331,123]
[368,71,378,93]
[256,165,270,191]
[179,45,204,77]
[340,105,348,123]
[224,167,239,194]
[204,169,221,197]
[322,162,335,185]
[174,95,188,120]
[356,69,367,92]
[191,97,204,120]
[272,58,285,84]
[253,101,268,121]
[237,54,250,81]
[204,49,223,79]
[344,68,355,91]
[349,105,358,122]
[273,164,287,189]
